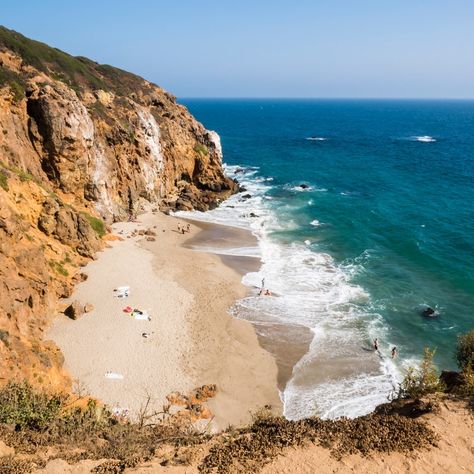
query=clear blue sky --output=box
[2,0,474,98]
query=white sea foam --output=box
[305,137,327,141]
[310,219,320,226]
[176,163,402,420]
[285,184,327,193]
[411,135,436,143]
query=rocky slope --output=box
[0,26,238,387]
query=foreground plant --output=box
[399,348,444,399]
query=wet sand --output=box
[183,217,314,392]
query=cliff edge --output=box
[0,26,237,388]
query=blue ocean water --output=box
[181,99,474,418]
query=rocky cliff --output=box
[0,26,237,387]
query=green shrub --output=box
[0,381,66,430]
[0,170,8,191]
[194,143,209,155]
[15,168,34,182]
[0,26,150,97]
[399,348,444,399]
[0,66,25,102]
[49,260,69,277]
[456,330,474,371]
[82,212,106,237]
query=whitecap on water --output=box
[411,135,436,143]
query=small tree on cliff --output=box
[400,348,444,399]
[455,329,474,371]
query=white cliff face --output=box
[206,130,223,161]
[136,107,164,193]
[90,141,115,217]
[41,83,95,152]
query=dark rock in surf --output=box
[421,307,436,318]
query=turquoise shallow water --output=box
[181,99,474,417]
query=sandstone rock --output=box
[146,236,156,242]
[0,440,14,457]
[167,391,188,406]
[176,198,193,211]
[83,303,94,313]
[145,229,157,236]
[64,300,84,320]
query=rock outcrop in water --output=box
[0,26,237,387]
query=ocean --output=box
[178,99,474,420]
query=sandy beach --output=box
[46,209,281,431]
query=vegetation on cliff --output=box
[0,26,154,97]
[0,381,440,473]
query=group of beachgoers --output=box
[258,278,273,296]
[177,223,191,234]
[373,338,398,359]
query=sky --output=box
[2,0,474,98]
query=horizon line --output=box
[178,96,474,101]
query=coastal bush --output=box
[0,382,202,468]
[49,260,69,277]
[82,212,106,238]
[399,348,444,399]
[0,170,8,191]
[456,329,474,371]
[199,410,438,473]
[0,381,65,430]
[194,143,209,155]
[9,80,24,103]
[0,27,152,97]
[0,67,25,103]
[0,382,440,473]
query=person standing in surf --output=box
[391,346,398,359]
[373,338,379,351]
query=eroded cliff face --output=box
[0,26,237,387]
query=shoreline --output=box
[46,209,281,431]
[182,216,315,392]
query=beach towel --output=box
[123,306,133,313]
[133,311,150,321]
[114,286,130,298]
[115,292,129,298]
[105,372,124,380]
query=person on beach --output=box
[391,346,398,359]
[177,223,181,233]
[261,278,265,289]
[373,338,379,351]
[186,223,190,233]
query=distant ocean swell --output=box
[177,164,403,420]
